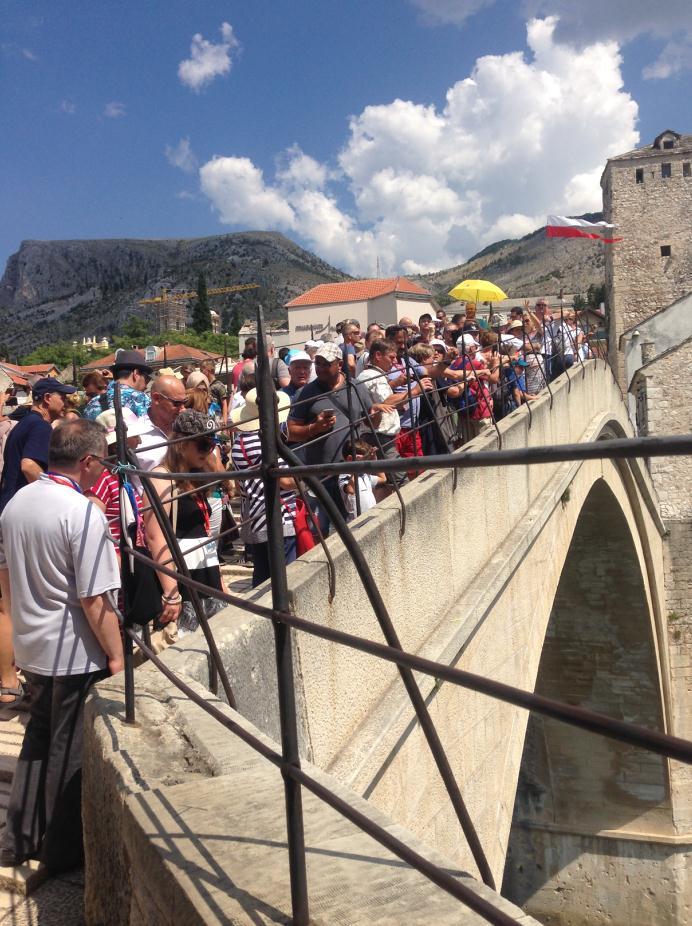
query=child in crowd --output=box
[339,439,386,521]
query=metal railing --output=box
[106,307,692,926]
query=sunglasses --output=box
[155,392,186,407]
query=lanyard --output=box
[45,472,82,494]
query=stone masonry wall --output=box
[642,337,692,521]
[639,337,692,831]
[602,144,692,386]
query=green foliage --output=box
[21,341,110,368]
[111,329,238,357]
[120,314,152,341]
[191,271,212,333]
[574,283,606,311]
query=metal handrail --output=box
[109,308,692,926]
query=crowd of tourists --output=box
[0,297,598,876]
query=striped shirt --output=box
[231,430,296,543]
[88,472,145,547]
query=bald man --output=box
[135,373,187,474]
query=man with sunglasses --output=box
[135,373,187,476]
[83,349,153,420]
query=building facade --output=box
[285,277,436,344]
[601,130,692,386]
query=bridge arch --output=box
[502,476,676,923]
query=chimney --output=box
[640,341,656,364]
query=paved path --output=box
[0,561,253,923]
[0,708,86,924]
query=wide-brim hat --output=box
[110,349,153,375]
[96,407,150,445]
[231,388,290,432]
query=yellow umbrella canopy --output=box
[447,279,508,303]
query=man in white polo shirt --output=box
[0,419,122,871]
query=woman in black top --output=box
[151,410,226,636]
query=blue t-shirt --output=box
[83,382,151,420]
[0,410,52,513]
[501,364,526,410]
[341,343,357,375]
[388,358,424,429]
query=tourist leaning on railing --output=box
[149,410,227,636]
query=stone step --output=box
[0,757,16,784]
[0,859,47,897]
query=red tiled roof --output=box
[18,363,59,374]
[81,344,219,372]
[286,277,431,308]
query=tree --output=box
[227,306,242,336]
[120,314,152,342]
[191,271,212,333]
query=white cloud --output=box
[642,39,692,80]
[59,99,76,114]
[21,48,38,61]
[198,17,638,275]
[178,22,240,92]
[409,0,495,26]
[104,101,126,118]
[165,137,198,173]
[417,0,692,78]
[199,156,295,227]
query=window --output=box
[662,139,675,149]
[660,245,671,257]
[684,162,691,178]
[661,163,672,179]
[635,168,644,183]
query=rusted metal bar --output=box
[256,307,310,926]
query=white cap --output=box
[289,350,311,364]
[456,334,480,350]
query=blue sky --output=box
[2,0,691,276]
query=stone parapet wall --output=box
[83,671,535,925]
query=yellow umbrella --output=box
[448,279,508,303]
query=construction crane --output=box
[139,283,260,333]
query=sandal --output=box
[0,682,30,712]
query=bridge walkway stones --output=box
[0,706,86,924]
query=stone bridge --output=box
[85,359,690,925]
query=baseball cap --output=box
[32,378,77,400]
[506,320,524,331]
[304,339,323,350]
[315,343,342,363]
[289,350,311,364]
[96,407,150,445]
[186,371,209,390]
[456,334,480,350]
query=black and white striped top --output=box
[231,430,296,543]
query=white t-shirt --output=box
[356,367,400,436]
[338,474,380,521]
[135,414,169,474]
[0,476,120,675]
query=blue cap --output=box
[32,378,77,399]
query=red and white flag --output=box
[546,215,622,243]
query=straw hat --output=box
[231,388,290,432]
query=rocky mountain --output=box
[414,213,606,301]
[0,216,606,354]
[0,231,351,354]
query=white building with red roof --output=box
[285,277,435,342]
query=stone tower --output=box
[600,130,692,386]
